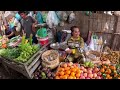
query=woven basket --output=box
[42,59,59,69]
[86,50,101,61]
[41,50,60,69]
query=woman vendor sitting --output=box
[65,26,85,63]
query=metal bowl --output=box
[50,43,60,50]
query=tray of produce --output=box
[100,51,120,64]
[0,35,40,64]
[8,35,22,47]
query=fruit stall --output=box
[0,34,120,79]
[32,41,120,79]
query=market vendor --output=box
[65,26,85,63]
[18,11,38,44]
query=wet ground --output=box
[0,63,27,79]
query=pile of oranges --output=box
[100,64,120,79]
[55,62,81,79]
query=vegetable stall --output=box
[0,34,52,78]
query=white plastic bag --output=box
[103,22,109,32]
[46,11,60,28]
[68,12,75,23]
[89,34,95,50]
[56,11,68,21]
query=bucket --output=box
[37,37,49,46]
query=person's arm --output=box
[80,37,85,49]
[29,16,38,32]
[14,19,21,32]
[7,31,14,38]
[66,38,76,54]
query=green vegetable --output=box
[29,34,33,45]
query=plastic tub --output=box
[37,37,49,46]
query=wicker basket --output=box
[85,50,101,61]
[41,50,60,69]
[42,59,59,69]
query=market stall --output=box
[0,11,120,79]
[0,34,52,79]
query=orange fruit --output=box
[106,74,110,78]
[110,66,116,70]
[100,68,105,73]
[55,76,60,79]
[114,73,118,77]
[63,75,68,79]
[106,69,111,74]
[103,65,107,69]
[108,76,112,79]
[76,73,80,78]
[58,68,65,72]
[59,71,65,76]
[60,76,63,79]
[73,76,77,79]
[65,67,70,71]
[71,72,75,77]
[76,69,81,74]
[56,72,59,76]
[68,76,73,79]
[65,70,71,75]
[71,68,76,72]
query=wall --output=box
[56,11,120,50]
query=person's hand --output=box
[65,48,72,54]
[32,23,36,32]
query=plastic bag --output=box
[68,12,75,23]
[35,11,44,24]
[89,34,95,50]
[56,11,68,21]
[103,22,109,32]
[41,11,48,23]
[46,11,60,28]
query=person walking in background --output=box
[18,11,38,44]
